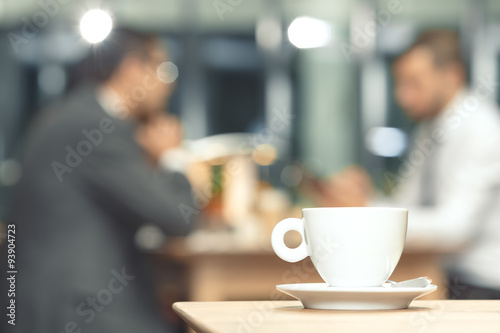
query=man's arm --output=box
[81,129,198,236]
[383,129,500,249]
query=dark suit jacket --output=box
[2,84,197,333]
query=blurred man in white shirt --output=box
[308,30,500,298]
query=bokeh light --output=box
[79,9,113,44]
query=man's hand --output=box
[135,114,183,163]
[325,166,373,207]
[300,165,373,207]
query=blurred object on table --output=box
[184,132,294,238]
[256,185,293,236]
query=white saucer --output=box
[276,283,437,310]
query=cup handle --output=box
[271,218,308,263]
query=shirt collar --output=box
[426,88,468,130]
[96,85,130,120]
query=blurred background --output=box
[1,0,500,215]
[1,0,500,330]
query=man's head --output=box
[393,30,466,122]
[80,28,173,119]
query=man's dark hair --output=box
[400,30,463,68]
[69,27,157,86]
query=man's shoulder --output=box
[24,84,135,158]
[35,84,129,136]
[53,84,103,121]
[31,84,96,128]
[466,98,500,133]
[440,90,500,134]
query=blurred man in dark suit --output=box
[2,28,197,332]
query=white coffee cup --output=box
[271,207,408,287]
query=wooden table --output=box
[173,300,500,333]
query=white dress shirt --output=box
[372,89,500,289]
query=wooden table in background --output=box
[173,300,500,333]
[151,238,449,302]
